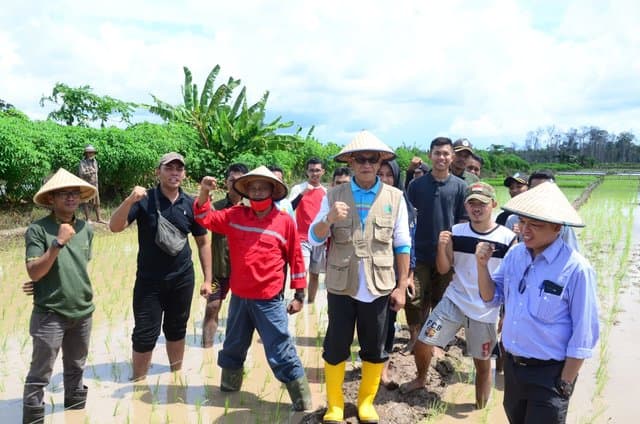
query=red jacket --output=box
[194,199,306,299]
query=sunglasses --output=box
[518,263,533,294]
[353,155,380,165]
[54,190,81,199]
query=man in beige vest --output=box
[309,131,411,424]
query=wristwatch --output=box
[321,214,332,225]
[556,378,575,399]
[51,239,65,249]
[293,291,305,303]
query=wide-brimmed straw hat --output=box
[334,131,396,163]
[33,168,98,207]
[233,166,288,201]
[501,181,584,227]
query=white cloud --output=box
[0,0,638,149]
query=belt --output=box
[507,352,564,367]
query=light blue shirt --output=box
[308,177,411,302]
[487,236,599,360]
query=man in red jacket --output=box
[194,166,311,411]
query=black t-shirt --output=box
[128,186,207,281]
[495,210,510,226]
[407,172,467,264]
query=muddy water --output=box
[0,239,331,424]
[597,199,640,423]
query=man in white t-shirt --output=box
[401,182,516,409]
[289,158,327,303]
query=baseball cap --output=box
[453,138,473,153]
[158,152,185,168]
[503,172,528,187]
[465,182,496,204]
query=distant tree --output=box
[40,83,137,127]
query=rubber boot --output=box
[23,403,45,424]
[64,385,88,410]
[220,367,243,392]
[285,375,312,411]
[323,361,346,424]
[357,361,384,424]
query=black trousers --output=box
[132,269,195,352]
[323,293,390,365]
[503,353,570,424]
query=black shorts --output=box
[132,269,195,353]
[207,278,230,302]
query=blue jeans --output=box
[23,311,92,406]
[218,294,304,384]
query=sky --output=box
[1,0,639,150]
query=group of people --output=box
[21,132,599,424]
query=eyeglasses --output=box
[54,190,81,199]
[518,263,533,294]
[353,155,380,165]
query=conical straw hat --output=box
[501,181,584,227]
[33,168,98,206]
[334,131,396,163]
[233,165,288,201]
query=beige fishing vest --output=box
[325,182,402,297]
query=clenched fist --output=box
[327,201,350,224]
[200,176,218,192]
[57,223,76,245]
[438,230,452,247]
[128,186,147,203]
[475,241,495,266]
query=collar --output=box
[51,212,76,225]
[528,234,564,264]
[350,176,381,194]
[156,185,185,203]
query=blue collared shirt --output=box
[487,236,599,360]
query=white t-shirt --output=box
[444,222,516,323]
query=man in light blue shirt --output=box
[476,182,599,424]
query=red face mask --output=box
[249,198,272,212]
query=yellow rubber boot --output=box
[357,361,384,423]
[323,361,346,424]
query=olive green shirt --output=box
[25,214,94,318]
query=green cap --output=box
[465,182,496,204]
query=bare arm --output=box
[109,186,147,233]
[435,231,454,274]
[389,253,410,312]
[194,233,213,291]
[475,241,496,302]
[561,357,584,383]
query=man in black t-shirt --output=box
[109,152,212,381]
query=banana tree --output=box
[148,65,303,159]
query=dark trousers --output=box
[405,261,452,326]
[132,269,195,352]
[323,293,390,365]
[24,311,92,406]
[503,353,569,424]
